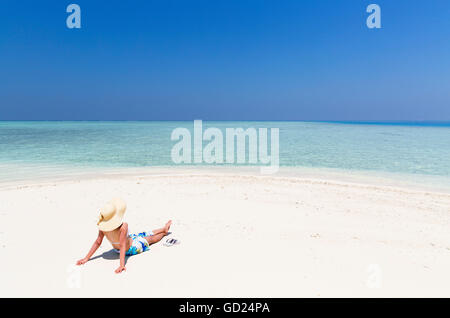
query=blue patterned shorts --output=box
[115,231,153,256]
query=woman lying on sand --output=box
[76,198,172,273]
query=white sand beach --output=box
[1,168,450,297]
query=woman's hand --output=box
[76,258,88,265]
[115,265,126,274]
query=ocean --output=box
[1,121,449,187]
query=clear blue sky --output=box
[0,0,449,120]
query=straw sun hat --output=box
[97,198,127,232]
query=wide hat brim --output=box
[97,198,126,232]
[97,213,124,232]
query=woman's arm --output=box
[76,231,104,265]
[115,223,128,273]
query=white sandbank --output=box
[1,167,450,297]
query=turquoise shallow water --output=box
[1,121,449,185]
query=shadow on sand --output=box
[89,249,130,265]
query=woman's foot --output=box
[164,220,172,234]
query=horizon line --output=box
[1,120,450,126]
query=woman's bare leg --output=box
[152,220,172,236]
[145,220,172,245]
[145,232,167,245]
